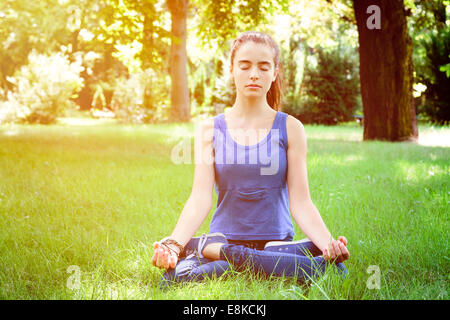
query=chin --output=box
[242,89,266,96]
[243,93,264,100]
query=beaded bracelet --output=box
[160,237,184,257]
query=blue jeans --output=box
[219,244,347,281]
[160,256,230,289]
[160,237,347,288]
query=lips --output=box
[246,84,261,88]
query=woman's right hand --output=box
[152,241,179,269]
[323,236,350,264]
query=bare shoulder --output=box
[285,114,306,149]
[194,116,214,129]
[194,116,215,145]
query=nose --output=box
[249,67,259,80]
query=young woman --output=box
[152,31,349,286]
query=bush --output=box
[211,72,235,115]
[285,47,360,125]
[0,50,84,124]
[210,55,236,115]
[111,68,170,124]
[416,28,450,125]
[0,95,27,124]
[280,36,305,117]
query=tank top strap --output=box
[275,111,288,150]
[215,113,227,131]
[213,113,225,147]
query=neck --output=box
[231,94,273,118]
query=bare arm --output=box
[286,116,349,261]
[153,118,216,269]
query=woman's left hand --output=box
[323,236,350,263]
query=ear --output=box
[273,67,278,82]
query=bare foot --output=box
[201,243,224,260]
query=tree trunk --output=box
[353,0,418,142]
[167,0,190,122]
[141,13,155,112]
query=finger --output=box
[328,243,335,260]
[152,242,160,266]
[155,248,162,267]
[340,242,350,260]
[163,250,170,269]
[156,248,165,268]
[332,241,342,259]
[162,248,170,269]
[323,248,330,261]
[169,253,178,269]
[333,241,344,263]
[338,236,348,246]
[152,250,158,266]
[152,244,162,266]
[336,243,347,263]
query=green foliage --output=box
[416,28,450,125]
[110,0,170,71]
[407,0,448,32]
[192,79,205,107]
[187,58,208,111]
[439,57,450,77]
[194,0,289,50]
[75,48,129,110]
[285,47,360,125]
[0,0,363,124]
[0,51,84,124]
[280,35,305,114]
[0,0,69,94]
[209,55,236,115]
[5,0,446,125]
[112,68,170,123]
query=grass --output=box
[0,119,448,300]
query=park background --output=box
[0,0,448,299]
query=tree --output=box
[408,0,450,124]
[278,0,360,121]
[353,0,418,142]
[0,0,68,96]
[167,0,190,122]
[118,0,171,112]
[296,47,360,125]
[419,28,450,125]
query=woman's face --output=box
[230,41,278,100]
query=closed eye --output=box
[240,65,270,71]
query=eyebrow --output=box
[237,60,271,66]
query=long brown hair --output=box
[229,31,284,110]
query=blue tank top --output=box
[209,110,295,240]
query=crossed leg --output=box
[203,241,347,281]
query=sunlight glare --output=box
[418,127,450,147]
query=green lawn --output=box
[0,120,448,300]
